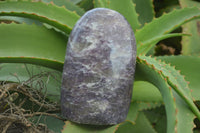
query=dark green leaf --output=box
[132,0,155,26]
[0,0,80,34]
[0,23,66,71]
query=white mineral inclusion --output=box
[90,22,98,30]
[108,41,132,77]
[87,99,110,113]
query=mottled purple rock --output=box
[61,8,136,125]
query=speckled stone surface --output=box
[61,8,136,125]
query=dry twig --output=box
[0,82,61,133]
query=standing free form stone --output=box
[61,8,137,125]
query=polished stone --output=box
[61,8,136,125]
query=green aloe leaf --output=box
[69,0,83,4]
[157,55,200,101]
[135,7,200,55]
[127,85,162,126]
[137,56,200,118]
[125,102,140,123]
[173,90,195,133]
[179,0,200,55]
[114,121,135,133]
[116,113,156,133]
[137,33,190,55]
[79,0,94,11]
[0,16,42,25]
[136,56,198,133]
[132,81,163,111]
[0,0,80,34]
[42,0,85,16]
[132,0,155,27]
[133,81,162,102]
[93,0,109,8]
[0,63,62,102]
[61,121,117,133]
[182,20,200,55]
[136,57,176,133]
[122,99,161,129]
[0,23,66,71]
[156,5,180,17]
[30,114,64,133]
[144,106,167,133]
[137,102,162,111]
[94,0,141,32]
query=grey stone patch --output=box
[61,8,137,125]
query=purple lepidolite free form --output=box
[61,8,136,125]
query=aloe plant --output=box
[0,0,200,132]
